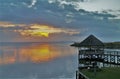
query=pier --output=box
[76,35,120,79]
[79,51,120,66]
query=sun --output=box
[17,24,52,37]
[32,32,49,37]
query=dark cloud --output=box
[0,0,120,42]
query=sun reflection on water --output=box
[0,43,75,65]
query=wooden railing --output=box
[76,71,89,79]
[79,51,120,65]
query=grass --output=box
[81,67,120,79]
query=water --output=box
[0,42,78,79]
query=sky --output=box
[0,0,120,42]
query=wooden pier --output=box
[79,51,120,67]
[75,35,120,79]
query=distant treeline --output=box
[104,42,120,49]
[71,42,120,49]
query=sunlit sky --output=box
[0,0,120,42]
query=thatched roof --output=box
[79,35,104,47]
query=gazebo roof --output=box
[79,35,104,47]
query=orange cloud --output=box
[0,21,26,28]
[15,24,80,37]
[0,21,80,38]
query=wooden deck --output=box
[77,51,120,79]
[79,51,120,65]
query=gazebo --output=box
[78,34,104,50]
[76,35,105,79]
[76,35,120,79]
[77,35,104,70]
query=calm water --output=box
[0,42,78,79]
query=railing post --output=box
[76,71,78,79]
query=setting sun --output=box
[13,24,80,38]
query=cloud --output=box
[29,0,37,8]
[0,0,120,42]
[0,21,80,38]
[0,22,26,28]
[15,24,80,37]
[24,0,37,8]
[47,0,120,19]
